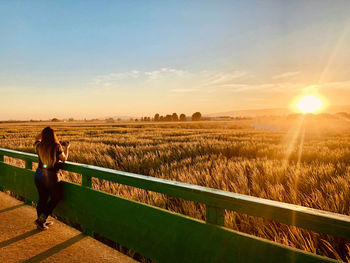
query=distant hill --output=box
[207,105,350,117]
[206,108,291,117]
[327,105,350,113]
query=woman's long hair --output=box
[37,127,60,168]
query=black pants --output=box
[34,168,63,219]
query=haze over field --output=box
[1,1,350,120]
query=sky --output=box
[1,0,350,120]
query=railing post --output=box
[0,154,3,191]
[206,205,225,226]
[82,174,92,188]
[80,171,93,236]
[25,160,32,170]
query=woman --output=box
[33,126,70,230]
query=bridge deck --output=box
[0,191,137,263]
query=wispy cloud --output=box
[92,70,140,85]
[92,67,188,85]
[202,71,247,87]
[300,81,350,95]
[272,71,300,80]
[90,68,350,101]
[171,88,199,93]
[207,83,249,93]
[319,80,350,88]
[144,68,188,80]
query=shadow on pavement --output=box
[0,204,26,214]
[23,233,86,263]
[0,229,40,249]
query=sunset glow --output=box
[296,95,324,114]
[0,1,350,120]
[1,1,350,261]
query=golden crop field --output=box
[1,118,350,261]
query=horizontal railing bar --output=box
[0,148,38,162]
[1,147,350,239]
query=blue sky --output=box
[1,0,350,119]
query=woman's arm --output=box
[35,132,42,142]
[33,132,42,149]
[58,143,70,162]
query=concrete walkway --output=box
[0,191,137,263]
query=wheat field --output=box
[1,117,350,261]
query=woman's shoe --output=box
[34,219,48,231]
[45,221,54,227]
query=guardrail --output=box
[0,147,348,262]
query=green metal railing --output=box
[0,147,348,262]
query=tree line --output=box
[138,112,202,122]
[39,112,203,123]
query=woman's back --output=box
[35,142,63,171]
[34,126,64,171]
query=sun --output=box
[296,95,324,113]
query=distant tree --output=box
[287,113,302,120]
[51,118,60,122]
[154,113,160,122]
[68,118,74,122]
[172,113,179,121]
[191,112,202,121]
[159,116,164,121]
[135,118,139,122]
[316,113,336,119]
[140,117,144,122]
[336,112,350,119]
[179,114,186,121]
[105,117,114,123]
[117,118,121,121]
[165,114,172,121]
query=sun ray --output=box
[282,115,304,170]
[297,126,305,168]
[317,21,350,85]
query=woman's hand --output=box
[59,142,70,162]
[35,132,42,141]
[62,142,70,150]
